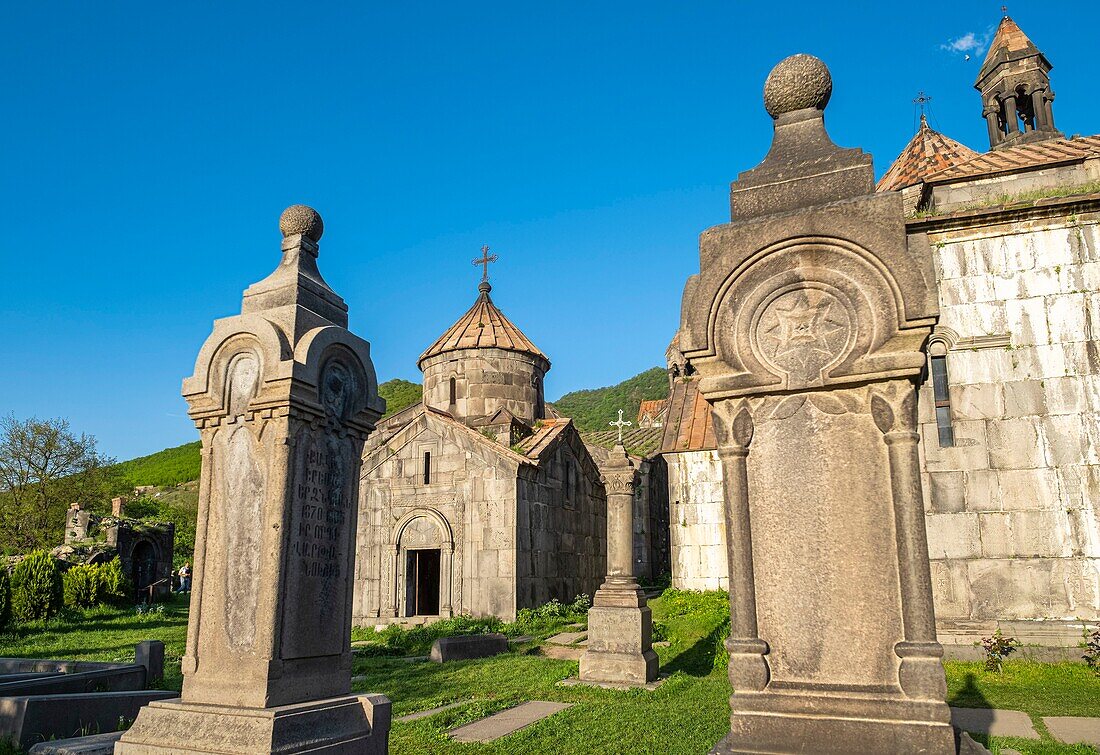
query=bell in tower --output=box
[975,13,1064,150]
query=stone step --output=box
[539,645,585,661]
[546,631,587,645]
[950,707,1038,739]
[396,701,469,722]
[449,701,573,743]
[1044,716,1100,747]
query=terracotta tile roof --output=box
[877,116,980,192]
[418,282,547,366]
[659,379,715,453]
[580,426,664,459]
[924,134,1100,183]
[637,399,668,424]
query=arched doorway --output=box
[130,540,158,599]
[390,510,454,619]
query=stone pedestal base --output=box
[710,693,956,755]
[114,694,391,754]
[579,602,659,686]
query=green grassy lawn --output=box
[1,591,1097,754]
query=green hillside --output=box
[380,378,422,417]
[551,367,668,431]
[116,441,202,487]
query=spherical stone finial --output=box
[478,280,492,295]
[279,204,324,242]
[763,54,832,118]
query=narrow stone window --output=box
[449,377,457,406]
[930,348,954,448]
[423,451,432,484]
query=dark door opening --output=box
[131,541,157,600]
[404,548,441,616]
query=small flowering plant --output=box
[980,629,1019,672]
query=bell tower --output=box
[976,14,1064,150]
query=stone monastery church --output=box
[352,276,610,623]
[660,15,1100,642]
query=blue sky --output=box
[3,2,1095,459]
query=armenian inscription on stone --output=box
[283,431,353,658]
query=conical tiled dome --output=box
[877,115,979,192]
[418,282,547,367]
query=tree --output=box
[0,415,121,553]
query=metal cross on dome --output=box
[610,409,632,444]
[473,245,498,282]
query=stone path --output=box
[1044,717,1100,747]
[546,631,587,645]
[449,701,573,743]
[950,707,1038,739]
[539,644,584,661]
[396,701,469,722]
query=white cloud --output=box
[940,26,995,57]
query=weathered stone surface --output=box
[0,691,175,750]
[1043,716,1100,746]
[27,731,123,755]
[117,207,389,754]
[950,707,1038,739]
[0,665,148,696]
[429,634,508,663]
[676,55,954,753]
[448,701,572,743]
[134,641,163,684]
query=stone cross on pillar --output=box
[578,440,658,687]
[609,409,632,443]
[675,55,960,753]
[117,206,392,754]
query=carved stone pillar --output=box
[118,206,391,754]
[675,55,960,753]
[579,444,659,686]
[983,106,1002,147]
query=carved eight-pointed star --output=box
[764,290,846,371]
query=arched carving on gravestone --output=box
[712,237,906,392]
[226,352,261,418]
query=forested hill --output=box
[550,367,668,431]
[117,369,670,486]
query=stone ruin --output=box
[55,500,175,600]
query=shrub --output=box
[0,567,10,631]
[980,629,1019,672]
[11,550,63,621]
[97,558,131,604]
[1082,625,1100,673]
[63,563,101,608]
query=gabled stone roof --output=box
[877,115,979,192]
[924,134,1100,184]
[418,282,547,366]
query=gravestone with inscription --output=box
[116,206,390,754]
[675,56,966,752]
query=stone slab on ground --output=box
[431,634,508,663]
[508,635,534,644]
[546,632,587,645]
[449,701,573,743]
[539,645,584,661]
[396,701,469,722]
[1044,717,1100,746]
[28,732,123,754]
[559,675,668,691]
[950,707,1039,739]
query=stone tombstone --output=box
[579,445,658,686]
[675,56,957,753]
[116,206,391,754]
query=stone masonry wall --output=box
[354,413,519,623]
[919,210,1100,623]
[516,436,606,609]
[667,449,728,591]
[422,348,547,424]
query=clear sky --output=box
[3,2,1095,460]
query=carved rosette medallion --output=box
[750,284,855,386]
